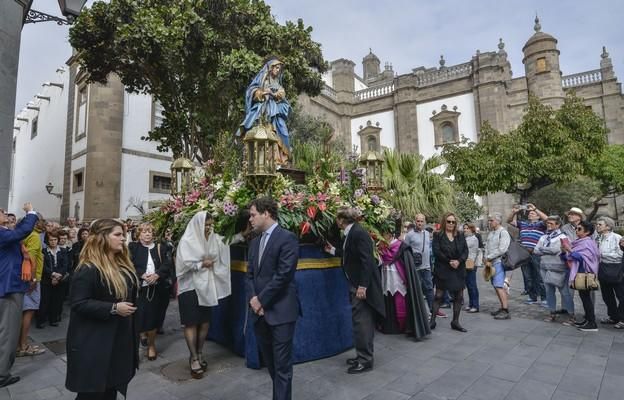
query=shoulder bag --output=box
[412,231,425,267]
[598,262,624,284]
[571,260,600,291]
[502,238,531,271]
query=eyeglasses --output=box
[575,227,584,231]
[446,220,456,224]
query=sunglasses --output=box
[575,227,584,231]
[446,220,456,224]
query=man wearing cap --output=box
[508,203,548,306]
[561,207,585,241]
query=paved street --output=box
[2,274,622,400]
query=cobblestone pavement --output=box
[2,271,622,400]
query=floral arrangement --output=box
[145,159,397,246]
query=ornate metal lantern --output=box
[170,157,194,196]
[359,150,384,192]
[243,123,279,193]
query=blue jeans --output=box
[465,269,479,309]
[524,254,545,301]
[544,282,575,315]
[418,269,434,310]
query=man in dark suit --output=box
[246,197,300,400]
[325,207,385,374]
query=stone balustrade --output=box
[354,82,395,101]
[562,69,602,88]
[416,62,473,87]
[321,84,337,100]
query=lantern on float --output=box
[359,150,384,192]
[243,123,279,193]
[170,157,194,196]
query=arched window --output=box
[367,135,377,152]
[441,122,455,143]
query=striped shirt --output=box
[517,220,546,250]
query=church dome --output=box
[522,16,557,52]
[363,49,380,62]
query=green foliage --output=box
[588,144,624,193]
[289,106,347,180]
[69,0,327,160]
[289,104,333,145]
[442,94,608,201]
[453,191,483,223]
[528,177,603,216]
[383,149,455,222]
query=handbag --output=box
[412,231,425,267]
[542,269,567,288]
[466,259,475,270]
[598,262,624,284]
[502,239,531,271]
[571,261,599,291]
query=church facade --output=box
[299,18,624,217]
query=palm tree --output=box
[382,149,454,222]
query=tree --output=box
[585,144,624,219]
[442,94,608,202]
[383,150,455,222]
[69,0,327,161]
[453,191,483,223]
[528,177,602,216]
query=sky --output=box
[15,0,624,114]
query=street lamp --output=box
[24,0,87,25]
[45,182,62,199]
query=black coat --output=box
[432,232,469,292]
[335,223,385,318]
[42,247,70,284]
[246,225,300,326]
[128,241,172,286]
[65,264,138,394]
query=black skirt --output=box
[178,290,212,326]
[135,283,169,332]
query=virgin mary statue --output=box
[236,57,291,163]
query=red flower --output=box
[306,206,318,219]
[300,221,311,236]
[318,202,327,212]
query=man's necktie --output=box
[258,232,269,265]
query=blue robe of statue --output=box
[237,59,291,151]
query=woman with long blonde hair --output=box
[65,219,139,400]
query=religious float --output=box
[146,58,393,368]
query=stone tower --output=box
[362,49,381,82]
[522,16,564,107]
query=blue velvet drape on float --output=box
[208,244,353,368]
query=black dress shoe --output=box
[347,361,373,374]
[0,375,20,388]
[35,323,44,329]
[451,322,467,332]
[49,322,59,327]
[430,320,436,330]
[346,357,359,366]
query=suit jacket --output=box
[246,225,300,326]
[0,213,38,297]
[128,241,172,288]
[335,223,385,317]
